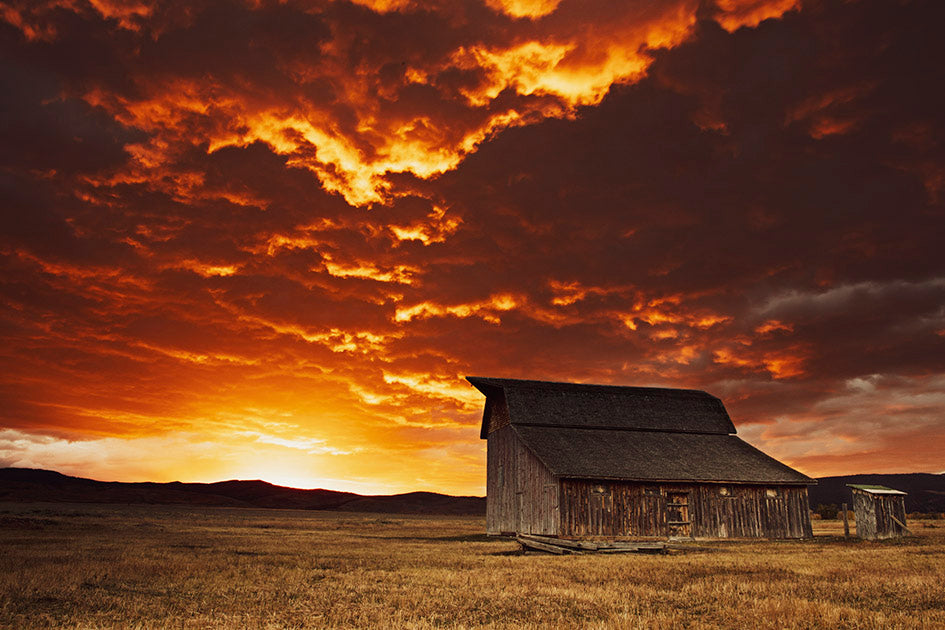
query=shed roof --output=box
[848,484,907,495]
[467,376,815,486]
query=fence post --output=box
[842,503,849,538]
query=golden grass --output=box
[1,503,943,629]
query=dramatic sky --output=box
[1,0,943,494]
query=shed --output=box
[468,376,815,540]
[848,484,909,540]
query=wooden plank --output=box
[890,514,912,535]
[516,536,576,554]
[519,534,670,554]
[596,545,667,555]
[519,534,600,551]
[599,541,666,551]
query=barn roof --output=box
[466,376,736,437]
[467,376,814,486]
[514,426,813,484]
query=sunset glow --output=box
[1,0,944,494]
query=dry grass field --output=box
[1,503,943,629]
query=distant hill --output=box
[0,468,486,515]
[5,468,942,515]
[810,473,945,513]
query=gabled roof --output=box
[467,376,735,436]
[467,376,815,486]
[848,484,907,495]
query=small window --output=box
[592,484,610,495]
[766,488,778,498]
[719,486,730,496]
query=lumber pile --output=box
[516,534,669,555]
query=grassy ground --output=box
[1,503,943,629]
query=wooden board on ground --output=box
[517,534,669,554]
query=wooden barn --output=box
[848,484,909,540]
[468,377,815,540]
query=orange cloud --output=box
[394,294,520,324]
[56,0,803,207]
[484,0,562,19]
[713,0,800,32]
[755,320,794,335]
[713,346,808,380]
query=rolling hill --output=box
[0,468,486,515]
[4,468,943,514]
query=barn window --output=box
[591,484,610,495]
[719,486,729,496]
[766,488,778,498]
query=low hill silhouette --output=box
[4,468,942,514]
[808,473,945,513]
[0,468,486,515]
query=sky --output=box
[1,0,943,495]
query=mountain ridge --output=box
[3,468,943,514]
[0,468,486,514]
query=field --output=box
[1,503,943,629]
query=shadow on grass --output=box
[813,534,925,546]
[361,533,504,543]
[489,548,526,556]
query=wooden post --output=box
[842,503,849,538]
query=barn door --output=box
[540,483,558,535]
[765,489,787,538]
[589,484,614,537]
[666,491,692,539]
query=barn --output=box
[468,377,815,540]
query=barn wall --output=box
[559,480,666,538]
[486,425,558,535]
[691,484,812,539]
[485,425,516,534]
[558,481,813,539]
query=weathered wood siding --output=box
[484,390,510,434]
[690,484,811,539]
[852,490,908,540]
[486,425,558,535]
[558,481,812,539]
[559,481,666,538]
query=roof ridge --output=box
[512,422,730,435]
[466,376,714,398]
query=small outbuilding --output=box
[468,376,815,540]
[848,484,909,540]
